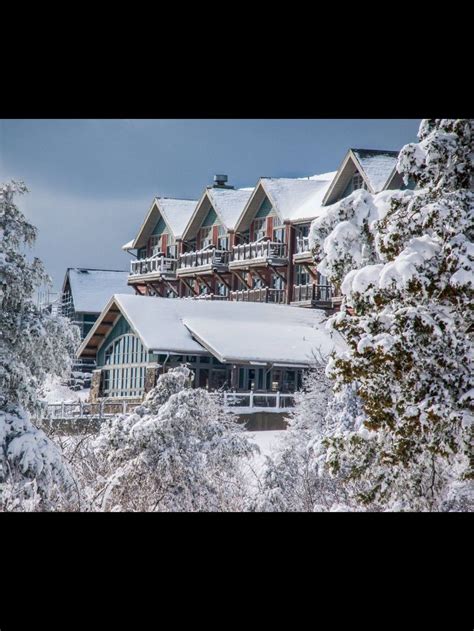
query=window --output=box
[273,225,285,243]
[200,226,213,249]
[352,172,367,191]
[149,235,163,256]
[272,274,285,290]
[217,225,228,250]
[296,267,310,286]
[296,224,310,238]
[166,235,177,258]
[216,281,228,297]
[102,334,148,398]
[252,218,266,241]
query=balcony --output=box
[177,247,230,277]
[291,283,334,308]
[230,287,286,304]
[129,254,177,281]
[293,235,313,263]
[229,240,288,270]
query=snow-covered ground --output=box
[40,375,90,404]
[244,430,286,494]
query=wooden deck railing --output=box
[230,288,286,304]
[178,248,230,270]
[130,255,177,276]
[231,241,287,262]
[292,283,333,302]
[39,391,296,420]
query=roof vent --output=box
[212,174,234,189]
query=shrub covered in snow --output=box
[0,181,79,511]
[81,366,257,512]
[309,119,473,511]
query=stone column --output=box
[144,363,159,395]
[89,369,102,403]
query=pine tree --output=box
[0,181,80,510]
[309,120,473,511]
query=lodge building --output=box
[59,147,413,425]
[123,149,406,311]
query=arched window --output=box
[102,334,148,398]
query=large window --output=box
[252,218,266,241]
[217,225,228,250]
[199,226,213,249]
[102,334,148,398]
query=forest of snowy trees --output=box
[0,119,472,512]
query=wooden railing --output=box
[230,288,286,304]
[231,241,287,262]
[130,255,177,276]
[178,248,230,270]
[39,391,296,419]
[296,236,311,253]
[292,283,333,302]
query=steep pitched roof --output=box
[351,149,399,193]
[323,148,400,205]
[126,197,197,250]
[235,171,337,231]
[64,268,134,314]
[78,295,345,366]
[181,187,254,240]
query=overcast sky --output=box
[0,119,420,292]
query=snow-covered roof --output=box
[78,294,344,366]
[131,197,198,249]
[351,149,399,193]
[205,187,254,230]
[122,239,135,251]
[158,197,198,239]
[261,173,337,222]
[66,269,134,314]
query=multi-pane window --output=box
[102,334,148,398]
[216,281,228,297]
[352,172,367,191]
[296,266,310,286]
[199,226,213,249]
[217,225,228,250]
[252,218,266,241]
[273,225,285,243]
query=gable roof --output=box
[78,294,345,366]
[63,268,134,314]
[323,148,400,205]
[126,197,198,250]
[351,149,399,193]
[181,187,254,240]
[235,171,337,231]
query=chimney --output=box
[212,174,234,189]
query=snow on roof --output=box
[157,197,197,239]
[351,149,399,193]
[122,239,135,251]
[262,173,336,222]
[100,295,344,365]
[67,269,134,313]
[206,187,253,230]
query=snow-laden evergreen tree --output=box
[0,181,80,511]
[309,119,474,511]
[87,366,257,511]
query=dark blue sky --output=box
[0,119,420,291]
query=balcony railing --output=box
[296,235,311,254]
[230,288,286,304]
[178,248,230,270]
[292,283,333,303]
[38,391,296,421]
[130,254,177,277]
[231,241,287,263]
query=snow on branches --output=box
[308,120,474,511]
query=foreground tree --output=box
[81,366,257,512]
[309,119,473,511]
[0,181,80,511]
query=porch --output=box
[229,240,288,269]
[129,254,177,282]
[291,283,334,308]
[293,235,313,263]
[177,247,231,276]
